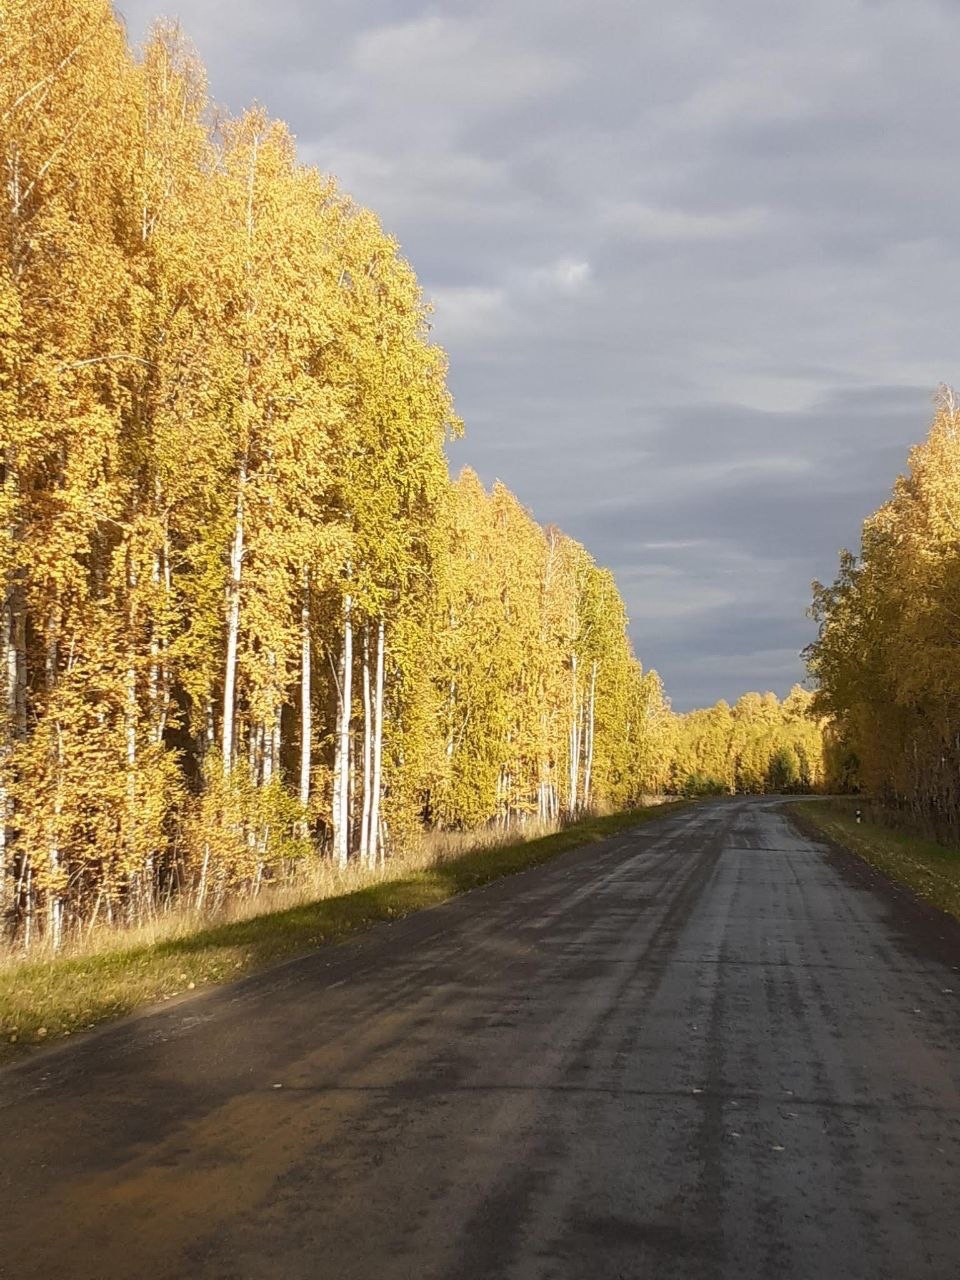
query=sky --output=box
[117,0,960,710]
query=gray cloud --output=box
[116,0,960,709]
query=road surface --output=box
[1,797,958,1279]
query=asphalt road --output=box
[1,797,959,1280]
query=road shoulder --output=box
[0,801,690,1070]
[785,799,960,966]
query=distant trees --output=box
[426,472,674,830]
[806,390,960,838]
[670,688,825,796]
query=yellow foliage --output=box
[808,391,960,835]
[0,2,688,949]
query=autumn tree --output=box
[671,688,823,797]
[807,390,960,836]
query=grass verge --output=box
[789,798,960,922]
[0,801,685,1064]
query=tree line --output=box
[670,688,825,796]
[0,2,825,950]
[0,2,683,947]
[807,390,960,838]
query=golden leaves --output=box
[807,396,960,823]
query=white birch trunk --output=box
[262,718,275,786]
[258,715,278,877]
[0,583,13,913]
[348,721,356,854]
[160,530,172,738]
[0,461,20,910]
[49,718,64,950]
[577,698,585,808]
[40,611,64,948]
[196,841,210,911]
[584,660,598,810]
[222,460,246,775]
[125,552,139,906]
[246,719,261,870]
[248,719,260,785]
[299,569,312,812]
[360,625,373,866]
[1,296,26,925]
[333,591,353,869]
[332,644,345,861]
[369,619,385,867]
[262,650,279,787]
[125,653,138,918]
[569,653,579,813]
[538,706,550,825]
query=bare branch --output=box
[1,17,109,124]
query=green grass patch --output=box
[0,802,685,1064]
[789,799,960,922]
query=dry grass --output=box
[0,801,685,1062]
[0,818,561,971]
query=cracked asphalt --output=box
[1,796,958,1279]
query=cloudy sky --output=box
[119,0,960,709]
